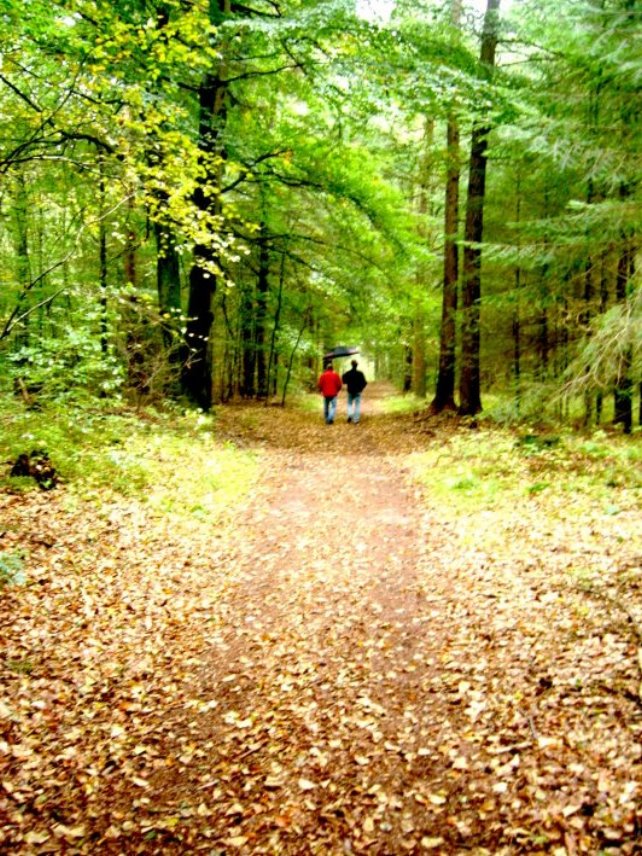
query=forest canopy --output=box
[1,0,640,428]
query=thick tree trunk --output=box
[458,0,500,416]
[182,0,230,409]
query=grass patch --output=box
[408,425,642,518]
[0,397,258,522]
[379,392,425,415]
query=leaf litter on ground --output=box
[1,384,642,853]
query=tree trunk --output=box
[412,118,434,399]
[11,174,32,347]
[458,0,500,416]
[537,307,549,379]
[155,220,181,339]
[98,157,108,356]
[239,281,256,397]
[255,222,270,399]
[613,212,634,433]
[512,273,521,412]
[512,176,522,412]
[412,307,426,397]
[431,0,462,413]
[266,250,286,402]
[403,341,413,393]
[181,0,230,409]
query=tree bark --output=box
[239,280,256,397]
[98,156,108,356]
[412,119,434,399]
[181,0,230,409]
[255,222,270,399]
[431,0,462,413]
[155,221,181,316]
[12,173,32,347]
[613,212,634,433]
[458,0,500,416]
[266,250,286,402]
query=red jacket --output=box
[318,368,342,397]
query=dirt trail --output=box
[2,385,641,854]
[132,386,641,854]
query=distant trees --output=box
[1,0,641,428]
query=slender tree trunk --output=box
[403,341,413,393]
[596,254,610,422]
[255,222,270,399]
[537,308,549,379]
[513,271,521,412]
[281,313,308,406]
[431,0,462,413]
[98,157,108,356]
[155,220,181,340]
[412,119,434,399]
[458,0,500,416]
[124,195,137,288]
[510,172,522,412]
[412,308,426,397]
[12,174,32,348]
[613,209,634,433]
[266,250,286,402]
[240,281,256,397]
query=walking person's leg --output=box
[347,392,354,422]
[324,397,330,423]
[328,395,337,424]
[353,393,362,423]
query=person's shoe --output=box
[347,416,352,423]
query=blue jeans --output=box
[323,396,337,424]
[347,392,362,422]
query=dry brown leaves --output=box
[1,386,642,853]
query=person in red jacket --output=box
[317,362,342,424]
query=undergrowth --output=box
[408,425,642,520]
[0,396,257,522]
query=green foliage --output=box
[0,396,257,520]
[408,423,642,519]
[0,550,26,587]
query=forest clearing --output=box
[2,385,642,854]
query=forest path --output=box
[125,384,641,854]
[2,385,641,854]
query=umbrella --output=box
[323,346,360,360]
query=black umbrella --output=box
[323,346,360,360]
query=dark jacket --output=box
[342,367,367,395]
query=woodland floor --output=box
[2,383,642,854]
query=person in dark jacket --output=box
[318,362,342,424]
[342,359,367,423]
